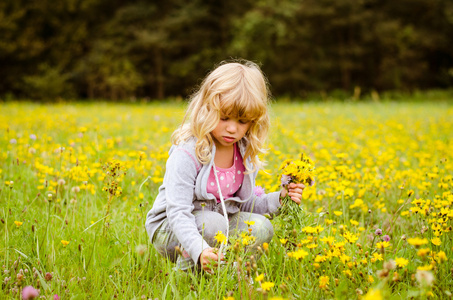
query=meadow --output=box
[1,99,452,299]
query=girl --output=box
[145,60,305,272]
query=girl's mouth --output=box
[223,136,235,143]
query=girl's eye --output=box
[220,117,229,121]
[239,119,249,124]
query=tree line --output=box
[1,0,452,100]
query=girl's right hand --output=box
[200,248,224,272]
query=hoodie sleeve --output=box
[239,169,282,215]
[164,148,211,264]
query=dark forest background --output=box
[1,0,453,100]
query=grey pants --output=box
[152,210,274,270]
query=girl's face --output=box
[211,115,251,150]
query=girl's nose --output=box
[226,121,237,133]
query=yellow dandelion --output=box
[407,237,428,246]
[14,221,23,227]
[319,275,329,289]
[376,241,391,249]
[435,251,447,263]
[431,237,441,246]
[280,238,288,245]
[214,231,227,244]
[244,220,255,226]
[61,240,70,247]
[394,257,409,268]
[417,248,430,257]
[287,249,309,260]
[417,265,433,271]
[372,253,383,261]
[255,274,264,282]
[261,281,275,291]
[364,288,382,300]
[334,211,343,216]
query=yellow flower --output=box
[214,231,227,244]
[364,288,382,300]
[372,253,383,261]
[320,236,335,244]
[407,237,428,246]
[287,249,309,260]
[376,241,391,249]
[255,274,264,282]
[343,269,352,277]
[417,248,430,257]
[244,220,255,226]
[262,242,269,251]
[302,226,317,234]
[319,275,329,289]
[431,237,441,246]
[61,240,70,247]
[417,265,433,271]
[368,275,374,283]
[334,211,343,216]
[350,219,359,226]
[435,251,448,263]
[280,238,288,245]
[342,231,358,244]
[223,297,234,300]
[14,221,23,227]
[395,257,409,268]
[306,243,317,249]
[240,233,255,246]
[261,281,275,291]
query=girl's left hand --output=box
[280,183,305,204]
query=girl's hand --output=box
[280,183,305,204]
[199,248,225,273]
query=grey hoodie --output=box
[145,138,281,264]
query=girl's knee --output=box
[194,211,228,244]
[253,216,274,242]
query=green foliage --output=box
[1,0,453,100]
[22,64,75,100]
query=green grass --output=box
[0,99,452,299]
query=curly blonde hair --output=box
[172,60,270,173]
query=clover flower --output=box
[253,186,265,198]
[22,286,39,300]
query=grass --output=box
[0,99,452,299]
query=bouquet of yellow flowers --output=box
[279,153,315,216]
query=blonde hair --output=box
[172,60,270,173]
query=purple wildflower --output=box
[22,286,39,300]
[382,235,391,242]
[375,229,382,236]
[280,174,292,186]
[10,138,17,144]
[53,295,60,300]
[29,134,37,140]
[254,186,265,198]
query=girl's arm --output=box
[164,149,211,264]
